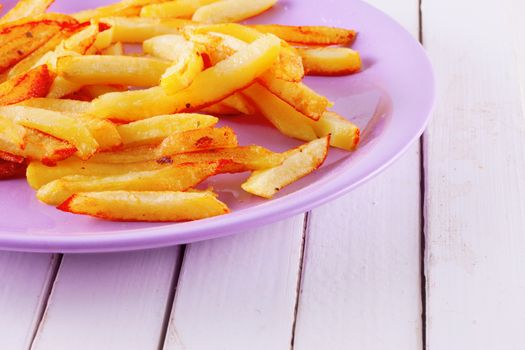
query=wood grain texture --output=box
[293,1,423,349]
[31,247,182,350]
[163,216,305,350]
[423,0,525,348]
[0,253,58,350]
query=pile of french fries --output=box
[0,0,362,222]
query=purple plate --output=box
[0,0,435,252]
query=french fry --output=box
[117,113,218,146]
[0,105,98,159]
[101,17,193,43]
[241,136,330,198]
[56,55,171,87]
[57,190,229,222]
[80,84,127,99]
[312,111,360,151]
[140,0,219,19]
[0,159,26,179]
[27,158,167,189]
[219,93,256,115]
[89,145,158,163]
[0,14,79,73]
[158,145,285,172]
[78,117,122,151]
[143,33,192,60]
[298,47,362,76]
[0,65,55,106]
[1,128,77,166]
[90,34,281,120]
[242,83,317,141]
[17,98,91,114]
[0,0,55,25]
[72,0,166,22]
[157,126,238,157]
[0,116,26,154]
[101,42,124,56]
[242,84,360,150]
[37,161,221,205]
[193,24,304,81]
[46,76,83,99]
[192,0,277,23]
[250,24,357,46]
[258,77,331,121]
[91,26,114,52]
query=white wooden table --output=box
[2,0,524,348]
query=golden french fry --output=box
[199,101,241,115]
[0,65,55,106]
[90,34,281,120]
[101,42,124,56]
[241,136,330,198]
[157,126,238,157]
[101,16,192,43]
[46,76,83,99]
[117,113,218,146]
[141,0,219,19]
[0,116,25,153]
[26,158,165,189]
[58,190,229,222]
[37,161,221,205]
[80,84,127,99]
[89,145,158,163]
[143,34,191,60]
[0,0,55,25]
[242,83,317,141]
[91,26,114,53]
[193,0,277,23]
[56,55,171,87]
[72,0,165,22]
[193,24,304,81]
[17,98,91,114]
[250,24,357,46]
[158,145,285,172]
[0,105,98,159]
[78,117,122,151]
[298,47,362,76]
[1,128,77,166]
[313,111,360,151]
[218,94,256,115]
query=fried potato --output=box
[0,115,26,154]
[193,0,277,23]
[198,102,240,116]
[250,24,356,46]
[194,24,304,81]
[101,17,192,43]
[78,117,122,151]
[58,190,229,222]
[242,83,317,141]
[92,26,114,53]
[140,0,219,19]
[117,113,218,146]
[158,145,285,172]
[56,55,171,87]
[241,136,329,198]
[0,159,27,179]
[72,0,166,22]
[90,34,281,120]
[89,145,157,163]
[243,84,360,150]
[0,105,98,159]
[2,128,76,166]
[46,76,83,99]
[298,47,361,76]
[0,14,78,73]
[144,35,205,93]
[313,111,360,151]
[37,161,221,205]
[101,42,124,56]
[0,65,55,106]
[0,0,55,25]
[157,126,238,157]
[18,98,90,113]
[26,158,166,189]
[80,84,127,99]
[219,93,256,115]
[258,77,331,121]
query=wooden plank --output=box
[293,0,423,348]
[31,247,182,350]
[423,0,525,348]
[0,253,58,350]
[163,216,305,350]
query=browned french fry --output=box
[251,24,357,46]
[0,0,55,25]
[157,126,238,157]
[298,47,362,76]
[192,0,277,23]
[0,65,55,106]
